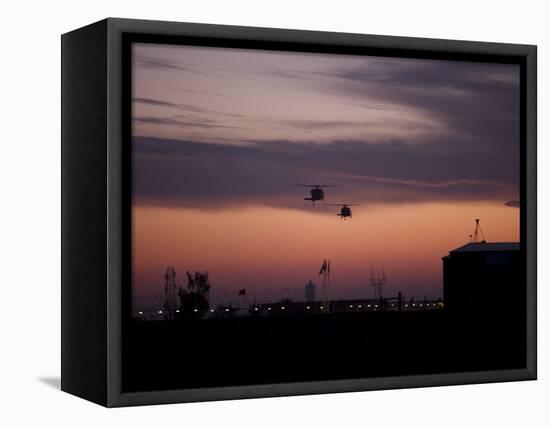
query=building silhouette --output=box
[442,242,522,312]
[304,280,316,302]
[163,267,178,320]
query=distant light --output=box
[281,306,286,310]
[320,306,324,310]
[405,304,409,307]
[391,304,395,307]
[138,311,143,315]
[412,304,416,307]
[367,305,371,308]
[306,306,311,309]
[193,308,198,312]
[175,310,180,313]
[210,309,215,313]
[358,305,362,308]
[375,305,378,308]
[268,307,272,310]
[349,305,353,308]
[224,308,229,312]
[254,307,258,311]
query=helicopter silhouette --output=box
[293,184,339,205]
[326,203,358,220]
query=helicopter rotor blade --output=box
[292,184,341,188]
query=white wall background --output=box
[0,0,547,424]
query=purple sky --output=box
[131,43,520,310]
[133,43,520,210]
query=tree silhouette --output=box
[177,271,210,319]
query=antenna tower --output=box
[370,266,386,299]
[472,218,487,243]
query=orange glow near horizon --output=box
[132,201,519,308]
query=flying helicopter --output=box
[326,203,358,220]
[293,184,339,205]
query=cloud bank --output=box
[133,136,519,210]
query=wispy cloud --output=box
[134,116,245,130]
[133,97,179,108]
[133,97,244,119]
[135,56,212,76]
[135,54,262,82]
[345,173,510,190]
[172,88,233,98]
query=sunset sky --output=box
[131,43,520,311]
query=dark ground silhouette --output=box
[123,308,526,392]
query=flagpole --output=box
[324,259,327,313]
[321,260,325,312]
[322,260,325,312]
[327,260,331,313]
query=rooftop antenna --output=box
[472,218,487,243]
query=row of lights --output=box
[138,302,444,316]
[138,308,201,315]
[403,303,441,308]
[347,304,379,308]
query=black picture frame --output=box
[61,18,537,407]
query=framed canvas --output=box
[61,18,537,407]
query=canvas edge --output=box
[98,18,537,407]
[61,18,110,407]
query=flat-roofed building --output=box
[442,242,523,312]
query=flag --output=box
[327,260,331,273]
[238,289,246,296]
[319,260,327,275]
